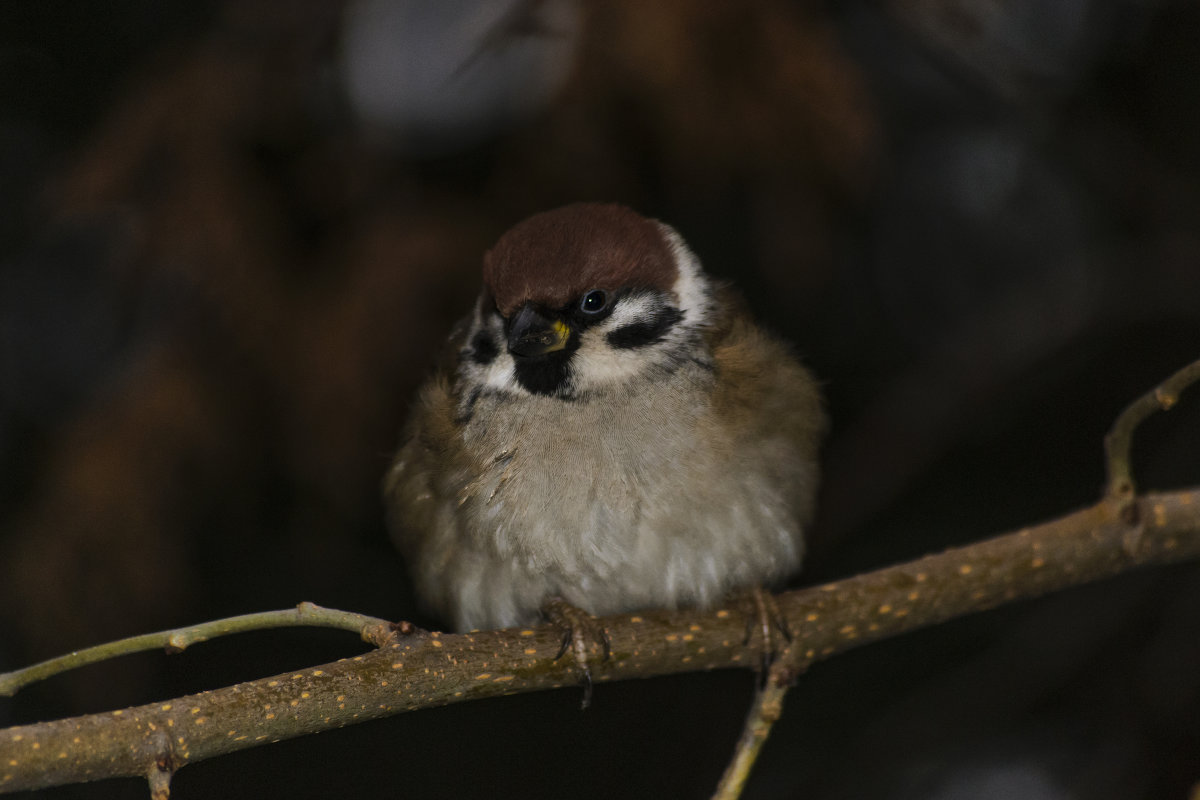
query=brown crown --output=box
[482,203,679,317]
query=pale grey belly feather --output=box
[417,377,808,631]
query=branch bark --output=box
[3,488,1199,794]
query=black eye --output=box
[580,290,608,314]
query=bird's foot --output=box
[732,586,792,680]
[542,597,610,709]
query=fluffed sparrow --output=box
[385,203,825,633]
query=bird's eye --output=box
[580,290,608,314]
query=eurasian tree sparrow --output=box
[385,203,824,634]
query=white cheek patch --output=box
[658,224,715,324]
[606,292,659,325]
[480,355,518,392]
[571,329,654,388]
[459,308,520,394]
[571,293,668,386]
[485,311,516,390]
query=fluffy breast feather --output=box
[385,307,824,630]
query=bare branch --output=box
[3,488,1198,794]
[1105,357,1200,507]
[146,758,171,800]
[0,603,393,698]
[711,676,791,800]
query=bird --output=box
[384,202,825,637]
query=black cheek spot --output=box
[606,307,684,350]
[469,331,499,365]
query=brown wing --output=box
[382,318,472,562]
[708,295,826,522]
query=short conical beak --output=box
[507,304,570,358]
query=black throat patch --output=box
[512,349,575,396]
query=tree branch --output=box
[4,357,1199,796]
[0,603,394,698]
[1105,358,1200,508]
[711,677,791,800]
[2,488,1198,794]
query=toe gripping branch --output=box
[740,586,793,680]
[543,598,612,709]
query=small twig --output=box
[1105,358,1200,507]
[0,602,393,697]
[711,665,794,800]
[146,763,171,800]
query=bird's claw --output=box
[542,597,610,709]
[735,587,792,682]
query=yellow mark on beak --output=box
[545,319,570,353]
[508,305,572,358]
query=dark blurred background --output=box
[1,1,1199,798]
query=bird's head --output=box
[459,203,714,398]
